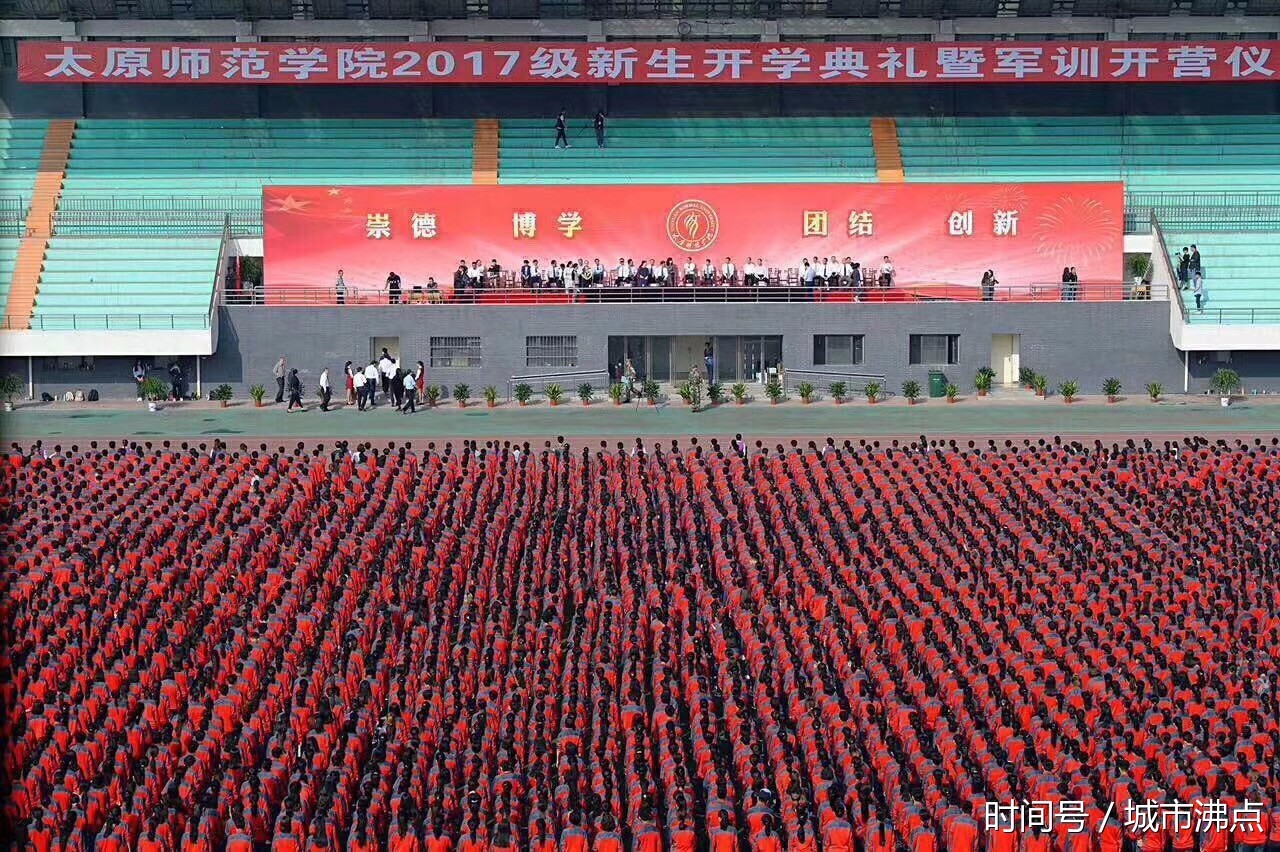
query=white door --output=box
[991,334,1020,385]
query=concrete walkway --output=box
[4,394,1280,442]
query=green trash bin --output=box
[928,371,947,398]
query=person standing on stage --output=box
[594,110,607,147]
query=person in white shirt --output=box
[364,361,381,407]
[353,364,369,410]
[743,259,756,287]
[827,256,841,288]
[318,367,331,412]
[380,358,398,403]
[720,257,737,286]
[842,257,856,288]
[593,258,605,287]
[530,260,542,287]
[400,370,418,414]
[615,257,629,286]
[468,261,484,288]
[754,259,768,286]
[701,259,716,285]
[654,259,669,287]
[683,258,697,286]
[878,255,895,288]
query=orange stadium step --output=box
[473,118,501,185]
[27,119,77,239]
[4,120,75,328]
[6,239,48,329]
[870,117,906,183]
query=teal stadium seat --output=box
[57,119,476,234]
[32,238,222,331]
[498,118,877,184]
[1167,232,1279,324]
[0,118,51,234]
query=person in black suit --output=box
[594,110,606,148]
[555,111,569,149]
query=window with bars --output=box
[430,336,482,368]
[813,335,864,366]
[909,334,960,365]
[526,335,578,368]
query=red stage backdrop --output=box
[20,41,1280,85]
[263,183,1124,301]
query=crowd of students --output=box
[4,434,1280,851]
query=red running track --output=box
[3,438,1279,851]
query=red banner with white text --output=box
[263,183,1123,302]
[19,40,1280,85]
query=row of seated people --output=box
[453,257,896,292]
[4,435,1280,851]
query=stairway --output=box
[473,119,500,186]
[5,120,76,329]
[870,118,906,183]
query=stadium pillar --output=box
[27,356,33,401]
[1183,350,1189,393]
[196,357,202,399]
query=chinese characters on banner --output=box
[263,183,1124,301]
[20,41,1280,85]
[984,799,1271,837]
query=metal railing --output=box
[507,369,611,402]
[228,281,1160,307]
[1,313,211,331]
[784,368,887,396]
[1126,191,1280,234]
[0,195,27,236]
[52,196,261,237]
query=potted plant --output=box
[609,383,625,406]
[687,378,704,411]
[249,384,266,408]
[1019,366,1037,392]
[677,381,693,405]
[514,383,533,406]
[1209,368,1240,407]
[1102,377,1122,403]
[142,377,168,411]
[1146,382,1163,403]
[798,382,816,404]
[578,383,594,406]
[975,367,994,398]
[707,382,725,405]
[1058,379,1079,403]
[211,384,234,408]
[1032,373,1048,399]
[830,381,847,405]
[424,384,443,407]
[484,386,499,408]
[452,383,470,408]
[864,382,881,405]
[765,377,784,405]
[0,374,22,411]
[945,383,960,404]
[731,382,748,405]
[643,379,660,406]
[545,383,564,406]
[902,379,921,405]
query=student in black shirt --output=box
[386,271,401,305]
[555,111,569,149]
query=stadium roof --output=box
[4,0,1279,21]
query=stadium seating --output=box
[5,437,1279,851]
[0,118,50,231]
[1167,232,1280,323]
[0,238,21,321]
[498,118,878,184]
[56,119,476,234]
[31,237,221,330]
